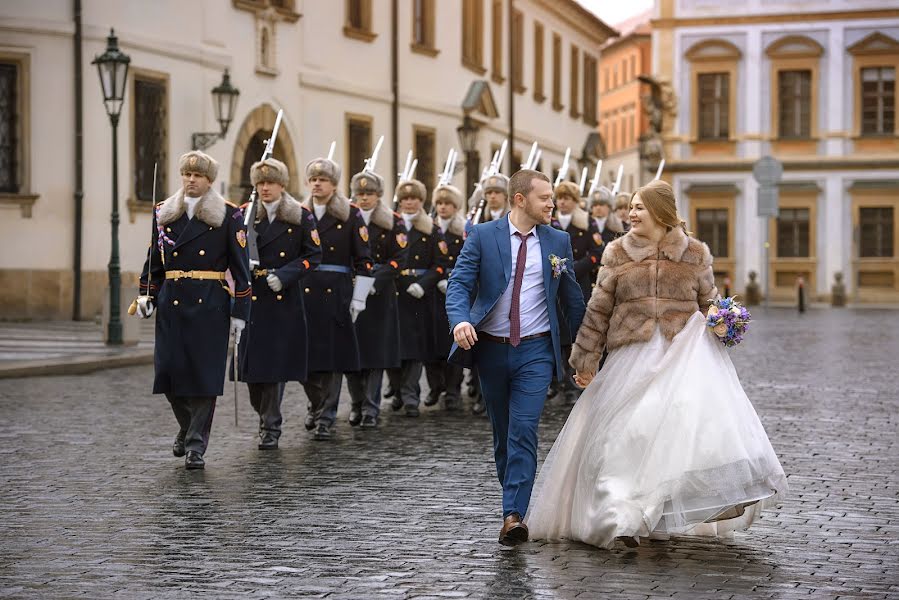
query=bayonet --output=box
[654,158,666,181]
[611,164,624,195]
[243,109,284,268]
[327,140,336,162]
[579,167,588,196]
[587,160,603,198]
[554,147,571,187]
[364,135,384,173]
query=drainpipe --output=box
[507,0,515,173]
[73,0,84,320]
[391,0,399,189]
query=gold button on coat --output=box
[304,287,310,293]
[276,294,283,300]
[252,295,257,301]
[280,251,286,257]
[336,224,342,229]
[288,228,293,233]
[199,250,205,256]
[166,227,171,232]
[173,300,179,306]
[329,246,335,251]
[198,298,203,304]
[173,251,178,257]
[326,288,332,293]
[414,255,419,259]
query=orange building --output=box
[597,11,652,193]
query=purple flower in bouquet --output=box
[705,296,751,347]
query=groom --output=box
[446,169,586,545]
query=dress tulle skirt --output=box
[526,312,787,548]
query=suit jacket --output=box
[445,216,586,380]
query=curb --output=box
[0,350,154,379]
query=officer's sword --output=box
[128,162,158,316]
[233,334,239,427]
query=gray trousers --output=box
[346,369,384,418]
[425,362,464,402]
[247,382,286,437]
[302,371,342,427]
[388,361,423,408]
[165,394,216,455]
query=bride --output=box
[526,180,787,549]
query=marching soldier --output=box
[425,184,466,411]
[134,150,251,469]
[236,158,322,449]
[346,170,407,429]
[301,158,373,440]
[465,172,511,415]
[387,178,448,416]
[588,185,625,246]
[614,192,632,232]
[551,180,604,404]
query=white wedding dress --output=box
[526,312,787,548]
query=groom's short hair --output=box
[509,169,551,203]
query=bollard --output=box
[797,276,806,313]
[831,272,846,307]
[745,271,761,306]
[724,277,731,299]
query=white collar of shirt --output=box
[184,195,201,220]
[360,207,374,226]
[508,215,537,239]
[557,212,572,230]
[263,198,281,223]
[490,208,504,220]
[402,213,415,231]
[437,216,451,233]
[595,216,607,231]
[313,202,327,221]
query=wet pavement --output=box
[1,308,897,599]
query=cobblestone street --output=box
[0,308,897,599]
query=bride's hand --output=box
[574,370,594,389]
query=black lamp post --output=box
[92,29,130,345]
[192,69,240,151]
[456,114,481,204]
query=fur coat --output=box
[569,226,718,374]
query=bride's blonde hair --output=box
[632,180,689,234]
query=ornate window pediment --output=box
[685,39,742,63]
[766,35,824,59]
[848,32,899,57]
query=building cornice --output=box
[532,0,618,44]
[652,8,899,29]
[667,157,899,172]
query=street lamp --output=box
[192,69,241,151]
[92,28,130,346]
[456,114,481,201]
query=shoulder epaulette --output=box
[225,200,239,208]
[393,211,402,219]
[240,202,250,209]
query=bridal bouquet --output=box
[706,296,751,347]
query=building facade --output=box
[653,0,899,303]
[597,10,652,193]
[0,0,614,320]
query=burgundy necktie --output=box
[509,231,531,347]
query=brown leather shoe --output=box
[498,513,529,546]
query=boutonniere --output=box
[548,254,569,279]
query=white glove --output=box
[349,298,366,322]
[406,283,425,299]
[266,273,283,292]
[437,279,448,295]
[368,285,378,296]
[136,296,155,318]
[231,317,246,345]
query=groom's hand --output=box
[453,322,478,350]
[574,370,594,389]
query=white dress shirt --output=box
[437,216,451,233]
[490,208,504,221]
[263,198,281,223]
[478,216,550,338]
[360,207,374,226]
[594,216,607,232]
[557,213,572,230]
[402,213,414,232]
[313,202,327,221]
[184,196,201,220]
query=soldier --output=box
[425,183,466,411]
[236,158,322,450]
[614,192,632,232]
[550,180,604,404]
[465,172,511,415]
[387,178,447,416]
[301,158,373,440]
[588,185,625,246]
[345,170,407,429]
[134,150,251,469]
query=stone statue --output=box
[745,271,761,306]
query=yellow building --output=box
[652,0,899,303]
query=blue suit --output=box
[446,217,586,518]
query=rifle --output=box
[470,139,507,225]
[392,150,414,210]
[553,147,571,187]
[578,167,588,196]
[586,160,603,198]
[653,158,666,181]
[431,148,458,216]
[363,135,384,173]
[611,164,624,196]
[243,109,284,269]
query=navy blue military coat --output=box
[140,188,252,397]
[396,210,449,362]
[236,193,322,383]
[552,207,604,301]
[302,194,373,373]
[432,216,466,361]
[354,203,407,370]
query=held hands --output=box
[573,370,595,389]
[266,272,283,292]
[406,283,425,299]
[437,279,448,295]
[349,299,366,323]
[135,296,155,319]
[453,322,478,350]
[231,317,246,345]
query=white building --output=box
[652,0,899,303]
[0,0,614,320]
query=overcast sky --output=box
[576,0,654,28]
